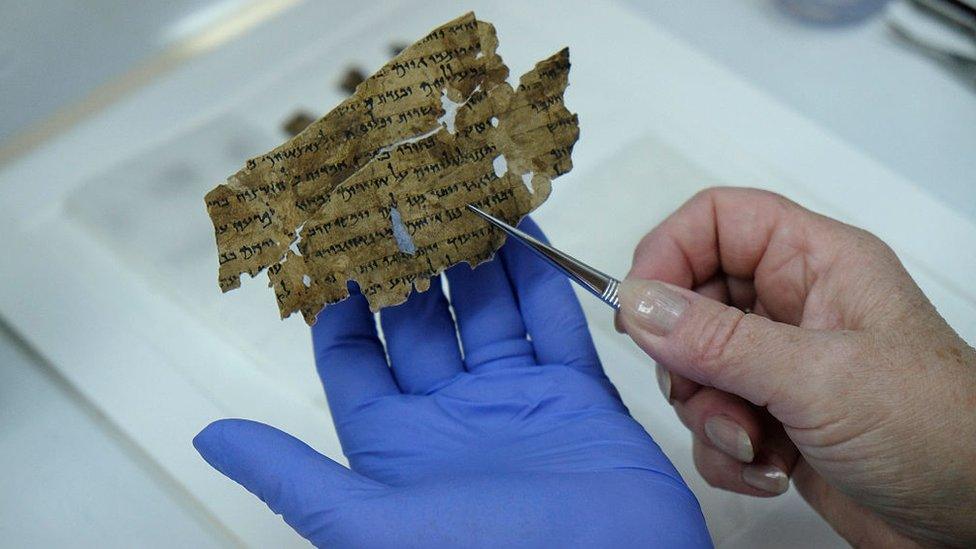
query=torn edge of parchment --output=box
[205,12,580,324]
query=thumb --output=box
[193,419,386,543]
[617,278,840,409]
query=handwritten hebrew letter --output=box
[205,12,579,324]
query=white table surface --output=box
[0,323,232,548]
[1,1,973,547]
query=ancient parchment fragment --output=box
[205,12,579,324]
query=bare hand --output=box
[616,187,976,547]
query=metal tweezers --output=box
[467,204,622,309]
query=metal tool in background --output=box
[466,204,621,309]
[888,0,976,88]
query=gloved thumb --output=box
[617,278,838,409]
[193,419,386,544]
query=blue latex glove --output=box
[194,218,711,547]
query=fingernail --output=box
[655,363,672,402]
[742,464,789,494]
[618,279,688,336]
[704,415,754,462]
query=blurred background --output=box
[1,1,974,547]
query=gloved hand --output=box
[194,217,711,548]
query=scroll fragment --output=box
[205,12,579,324]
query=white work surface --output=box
[1,1,975,547]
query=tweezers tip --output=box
[466,203,493,222]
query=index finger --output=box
[627,187,828,325]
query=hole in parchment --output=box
[492,154,508,178]
[521,171,534,194]
[490,116,498,128]
[390,206,417,255]
[287,222,305,258]
[302,274,312,287]
[438,90,461,134]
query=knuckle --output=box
[827,221,898,266]
[847,226,891,255]
[688,186,730,209]
[685,305,750,377]
[690,186,721,202]
[693,186,793,208]
[464,338,536,371]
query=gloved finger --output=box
[445,257,534,372]
[498,216,601,373]
[674,387,762,463]
[692,437,791,497]
[380,276,464,393]
[313,283,400,420]
[193,419,387,542]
